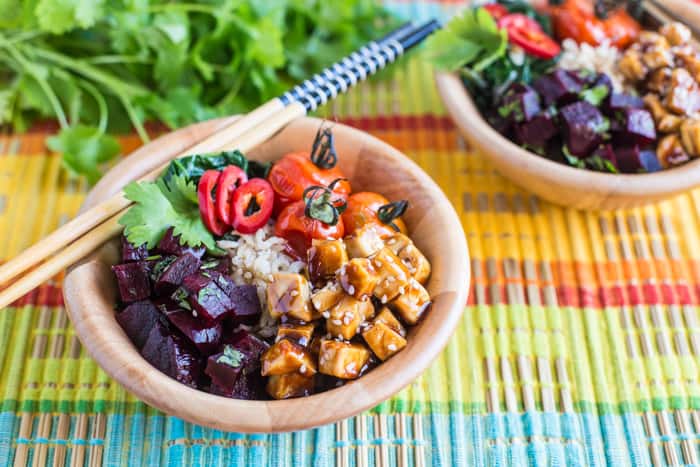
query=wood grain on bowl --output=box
[63,117,470,433]
[436,71,700,210]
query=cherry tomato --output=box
[498,13,561,59]
[274,200,345,259]
[341,192,407,238]
[267,152,351,206]
[197,170,227,236]
[483,3,508,20]
[230,178,274,234]
[549,0,639,49]
[215,165,248,226]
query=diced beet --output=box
[157,228,205,258]
[140,320,202,388]
[603,93,644,116]
[120,235,148,262]
[559,101,606,157]
[211,372,265,400]
[593,144,618,169]
[205,345,245,390]
[166,309,222,355]
[514,113,558,147]
[640,150,662,172]
[181,272,234,322]
[533,69,582,107]
[611,108,656,146]
[222,329,270,368]
[201,257,231,275]
[154,253,202,295]
[615,146,643,173]
[115,300,163,349]
[498,85,541,123]
[209,272,261,324]
[112,261,153,303]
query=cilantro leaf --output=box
[580,85,609,106]
[46,125,120,185]
[216,345,245,368]
[35,0,106,34]
[118,173,216,250]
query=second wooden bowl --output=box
[62,116,470,433]
[435,72,700,211]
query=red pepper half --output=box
[215,165,248,225]
[231,178,274,234]
[198,170,228,236]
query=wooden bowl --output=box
[435,71,700,211]
[62,116,470,433]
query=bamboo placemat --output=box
[2,2,700,465]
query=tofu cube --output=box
[362,321,407,361]
[276,323,315,347]
[318,339,371,379]
[308,239,348,283]
[344,225,384,258]
[326,294,374,340]
[266,273,313,322]
[398,243,431,284]
[373,307,406,336]
[384,233,412,255]
[311,282,344,314]
[390,279,431,325]
[337,258,379,299]
[370,248,410,303]
[266,373,315,399]
[261,339,317,376]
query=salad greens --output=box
[0,0,398,184]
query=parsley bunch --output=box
[0,0,397,184]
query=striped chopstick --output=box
[0,19,441,308]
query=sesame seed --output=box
[343,316,351,325]
[387,238,396,245]
[347,285,356,295]
[291,290,299,297]
[399,286,405,294]
[192,310,198,317]
[322,311,331,318]
[375,260,382,267]
[332,319,342,326]
[387,344,397,351]
[381,295,388,304]
[387,276,395,282]
[300,364,307,374]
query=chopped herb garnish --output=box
[580,85,609,106]
[217,345,245,368]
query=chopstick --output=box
[0,20,440,308]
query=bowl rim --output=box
[434,71,700,199]
[63,116,470,433]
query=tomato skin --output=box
[483,3,508,20]
[267,152,351,204]
[498,13,561,59]
[342,192,407,238]
[198,170,228,236]
[215,166,247,226]
[274,200,345,259]
[549,0,640,48]
[230,178,274,234]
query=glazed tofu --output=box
[266,373,315,399]
[373,307,406,336]
[344,225,384,258]
[390,279,431,325]
[362,321,407,361]
[384,233,412,256]
[308,239,348,283]
[642,48,673,70]
[619,51,646,81]
[267,273,313,321]
[680,119,700,157]
[370,248,410,303]
[397,243,431,285]
[326,294,374,340]
[318,339,371,379]
[660,22,691,46]
[276,323,315,347]
[311,282,344,313]
[261,339,317,376]
[657,134,691,168]
[644,93,682,133]
[337,258,379,299]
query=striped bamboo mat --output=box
[3,2,700,466]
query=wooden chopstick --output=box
[0,101,307,309]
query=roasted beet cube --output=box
[559,101,606,157]
[166,309,223,355]
[640,149,662,172]
[210,372,265,400]
[201,258,231,275]
[140,320,202,388]
[498,84,541,123]
[157,228,205,258]
[603,93,644,115]
[205,345,245,389]
[112,261,153,303]
[222,329,270,368]
[120,235,149,262]
[593,144,618,169]
[209,272,261,323]
[533,69,582,107]
[615,146,643,173]
[514,113,558,147]
[611,108,656,146]
[115,300,163,349]
[154,253,201,295]
[181,272,234,322]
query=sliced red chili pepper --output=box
[231,178,274,234]
[215,165,248,225]
[483,3,508,20]
[198,170,228,236]
[498,13,561,59]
